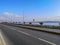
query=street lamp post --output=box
[23,11,24,24]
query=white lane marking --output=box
[38,38,56,45]
[16,30,56,45]
[2,25,56,45]
[0,30,6,45]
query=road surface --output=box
[0,24,60,45]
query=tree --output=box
[59,22,60,26]
[29,22,32,24]
[39,22,43,25]
[23,22,25,24]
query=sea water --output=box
[17,22,59,26]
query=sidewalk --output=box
[0,30,5,45]
[0,38,2,45]
[0,30,14,45]
[16,25,60,35]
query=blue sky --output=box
[0,0,60,22]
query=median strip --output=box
[15,25,60,35]
[2,24,60,35]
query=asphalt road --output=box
[0,24,60,45]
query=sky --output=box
[0,0,60,22]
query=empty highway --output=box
[0,24,60,45]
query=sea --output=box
[17,22,60,26]
[26,23,59,26]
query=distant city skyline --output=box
[0,0,60,22]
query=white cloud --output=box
[0,12,60,23]
[48,16,60,21]
[0,12,22,22]
[25,15,60,22]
